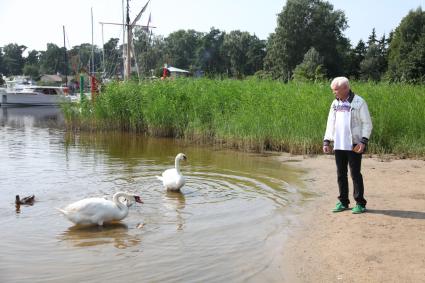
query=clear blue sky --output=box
[0,0,424,52]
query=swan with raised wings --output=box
[57,192,143,226]
[157,153,187,191]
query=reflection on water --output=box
[163,191,186,230]
[59,223,141,249]
[0,106,64,128]
[0,106,310,283]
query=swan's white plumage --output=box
[157,153,187,191]
[57,192,143,226]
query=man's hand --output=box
[353,143,365,154]
[323,145,331,154]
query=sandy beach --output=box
[277,154,425,283]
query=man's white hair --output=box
[331,76,350,89]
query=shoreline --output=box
[277,154,425,282]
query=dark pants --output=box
[334,149,367,208]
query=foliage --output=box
[164,29,203,70]
[358,32,389,81]
[22,64,40,79]
[346,39,366,80]
[197,28,226,76]
[134,32,166,78]
[222,31,266,78]
[2,43,27,76]
[39,43,67,75]
[359,44,383,81]
[1,3,424,83]
[67,79,425,157]
[387,7,425,83]
[264,0,349,81]
[292,47,326,82]
[102,38,122,78]
[67,43,102,75]
[367,28,378,46]
[254,70,273,80]
[26,50,40,65]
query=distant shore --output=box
[277,154,425,282]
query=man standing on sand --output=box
[323,77,373,214]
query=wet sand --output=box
[278,154,425,283]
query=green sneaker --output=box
[332,202,348,212]
[352,204,366,214]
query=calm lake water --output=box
[0,106,312,283]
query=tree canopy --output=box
[1,1,424,83]
[387,7,425,83]
[264,0,349,81]
[292,47,326,82]
[2,43,27,76]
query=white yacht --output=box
[1,85,77,106]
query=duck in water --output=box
[16,195,35,205]
[15,195,35,213]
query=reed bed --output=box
[63,78,425,157]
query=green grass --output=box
[63,78,425,157]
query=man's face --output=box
[331,84,349,100]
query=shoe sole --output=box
[332,208,348,212]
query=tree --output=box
[346,39,367,80]
[26,50,40,65]
[264,0,349,81]
[143,35,167,77]
[359,31,388,81]
[293,47,326,82]
[22,49,40,79]
[39,43,68,75]
[164,29,203,70]
[102,38,122,78]
[359,44,384,81]
[67,43,102,75]
[245,35,266,75]
[377,34,389,75]
[222,30,266,78]
[196,28,226,76]
[387,7,425,83]
[23,64,40,79]
[134,30,167,78]
[2,43,27,76]
[367,28,377,46]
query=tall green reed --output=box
[65,78,425,156]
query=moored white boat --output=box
[1,85,78,106]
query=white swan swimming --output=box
[57,192,143,226]
[157,153,187,191]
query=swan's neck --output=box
[112,192,130,215]
[175,157,181,174]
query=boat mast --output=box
[91,7,95,75]
[100,0,153,80]
[126,0,131,79]
[122,0,126,80]
[63,25,68,86]
[101,23,105,78]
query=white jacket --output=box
[324,92,373,145]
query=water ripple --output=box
[0,111,306,282]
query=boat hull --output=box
[1,93,73,106]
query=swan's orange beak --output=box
[134,196,144,204]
